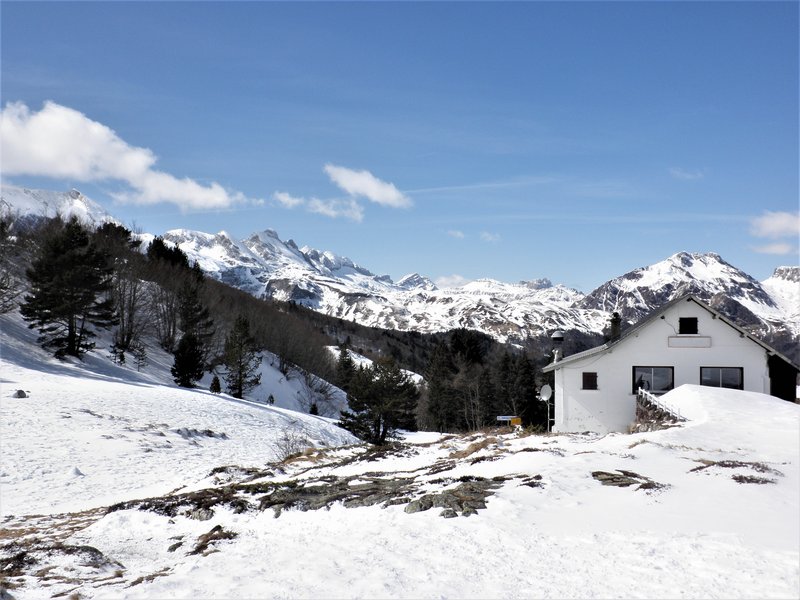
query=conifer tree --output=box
[335,344,356,391]
[21,217,116,358]
[171,275,215,387]
[425,343,458,432]
[338,358,418,445]
[171,332,205,387]
[210,374,221,394]
[222,315,261,399]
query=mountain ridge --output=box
[3,184,798,356]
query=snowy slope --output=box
[0,184,118,227]
[762,267,800,331]
[0,311,356,517]
[2,342,798,600]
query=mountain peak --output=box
[397,273,437,291]
[1,184,118,227]
[519,278,553,290]
[768,266,800,283]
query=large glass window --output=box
[632,366,674,394]
[701,367,743,390]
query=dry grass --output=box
[448,437,498,459]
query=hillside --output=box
[1,308,798,597]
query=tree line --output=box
[4,215,336,401]
[2,213,567,443]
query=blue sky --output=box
[1,1,797,291]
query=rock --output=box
[13,389,27,398]
[188,507,214,521]
[404,495,434,514]
[440,509,457,518]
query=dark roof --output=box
[543,294,799,373]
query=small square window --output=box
[679,317,698,335]
[582,372,598,390]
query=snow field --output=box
[1,310,799,598]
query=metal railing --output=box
[636,388,686,423]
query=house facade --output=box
[542,295,799,434]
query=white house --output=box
[542,295,799,434]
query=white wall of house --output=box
[551,300,771,434]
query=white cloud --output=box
[480,231,501,243]
[751,243,795,255]
[0,101,258,211]
[447,229,465,239]
[307,197,364,222]
[323,164,412,208]
[273,191,306,209]
[434,274,472,289]
[750,211,800,239]
[669,167,705,181]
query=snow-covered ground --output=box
[0,313,355,517]
[1,310,799,599]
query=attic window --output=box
[582,372,598,390]
[679,317,698,335]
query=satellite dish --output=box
[539,384,552,401]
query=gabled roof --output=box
[542,294,799,373]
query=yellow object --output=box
[510,417,522,426]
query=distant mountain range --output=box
[2,184,798,358]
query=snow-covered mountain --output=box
[0,184,118,227]
[578,252,800,342]
[157,226,611,343]
[157,227,800,349]
[3,185,798,351]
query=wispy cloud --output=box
[0,101,260,211]
[273,191,305,209]
[751,242,794,255]
[407,175,559,195]
[669,167,705,181]
[324,164,412,208]
[274,164,411,222]
[750,211,800,239]
[480,231,501,243]
[748,210,799,256]
[307,197,364,222]
[435,274,472,288]
[447,229,465,239]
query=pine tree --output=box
[338,358,418,445]
[21,217,116,358]
[210,374,221,394]
[425,343,458,432]
[170,276,215,387]
[171,333,205,387]
[222,315,261,399]
[335,345,356,391]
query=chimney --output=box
[609,312,621,341]
[551,330,564,362]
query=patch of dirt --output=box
[190,525,237,556]
[731,474,777,485]
[689,459,784,477]
[592,470,668,492]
